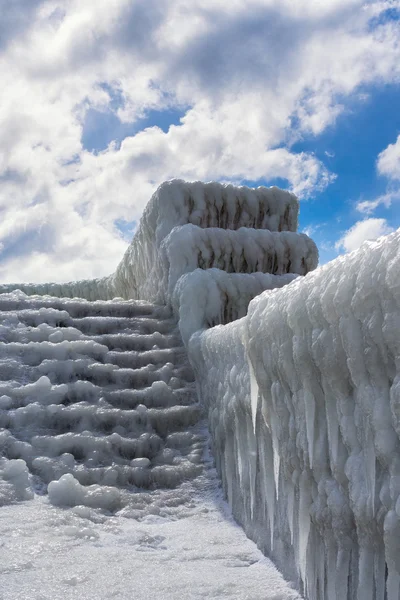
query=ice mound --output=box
[142,224,316,304]
[0,458,33,505]
[48,473,121,511]
[191,229,400,599]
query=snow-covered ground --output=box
[0,463,301,600]
[0,291,300,600]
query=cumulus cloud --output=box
[356,189,400,214]
[335,218,394,252]
[377,134,400,180]
[1,0,400,281]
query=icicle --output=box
[248,358,259,434]
[374,549,385,600]
[318,537,326,600]
[386,569,400,600]
[365,427,376,517]
[325,390,339,467]
[304,388,316,469]
[246,418,257,519]
[326,539,337,600]
[271,425,280,501]
[298,470,311,588]
[287,481,295,544]
[357,547,374,600]
[335,548,350,600]
[262,438,276,550]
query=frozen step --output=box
[0,294,203,507]
[0,376,194,411]
[69,315,177,336]
[102,385,194,409]
[0,311,176,335]
[0,339,108,365]
[2,402,201,438]
[90,332,182,352]
[38,360,176,388]
[0,294,170,319]
[106,347,187,368]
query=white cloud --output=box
[377,134,400,180]
[335,218,394,253]
[356,190,400,214]
[0,0,400,281]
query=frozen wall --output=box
[190,230,400,600]
[0,180,299,302]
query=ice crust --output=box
[190,230,400,600]
[0,180,300,302]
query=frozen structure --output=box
[190,229,400,600]
[1,179,399,600]
[0,180,308,302]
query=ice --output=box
[0,288,302,599]
[48,473,122,511]
[0,180,301,303]
[173,268,298,346]
[190,229,400,598]
[2,178,398,599]
[0,458,33,505]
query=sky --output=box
[0,0,400,283]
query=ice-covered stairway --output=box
[0,292,204,511]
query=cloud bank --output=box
[1,0,400,281]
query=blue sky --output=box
[0,0,399,282]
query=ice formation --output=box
[0,179,301,302]
[190,230,400,600]
[173,268,298,346]
[2,178,398,599]
[0,292,205,516]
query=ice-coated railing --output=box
[0,180,300,302]
[172,268,298,346]
[188,230,400,600]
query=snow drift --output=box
[190,229,400,600]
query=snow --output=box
[0,290,300,600]
[190,229,400,599]
[0,493,301,600]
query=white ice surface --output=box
[190,230,400,600]
[0,481,301,600]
